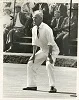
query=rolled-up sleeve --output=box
[32,27,36,45]
[46,28,55,46]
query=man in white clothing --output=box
[23,10,59,93]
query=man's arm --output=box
[46,27,59,63]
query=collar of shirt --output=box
[36,22,43,29]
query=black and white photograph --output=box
[1,0,79,99]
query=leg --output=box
[7,29,15,50]
[46,58,57,93]
[7,29,15,43]
[26,50,47,87]
[6,28,16,51]
[46,61,55,87]
[3,29,9,51]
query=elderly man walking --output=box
[23,10,59,93]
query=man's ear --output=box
[40,17,43,21]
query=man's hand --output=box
[29,54,35,63]
[53,27,59,31]
[47,55,53,64]
[32,55,35,63]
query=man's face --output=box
[54,11,60,19]
[33,14,42,26]
[15,7,21,13]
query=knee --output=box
[46,61,50,66]
[63,33,69,39]
[27,60,33,67]
[9,29,15,34]
[8,30,12,36]
[46,61,54,69]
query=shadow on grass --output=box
[37,90,76,95]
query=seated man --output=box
[7,4,32,51]
[57,9,78,55]
[51,10,64,54]
[3,7,13,51]
[51,10,64,38]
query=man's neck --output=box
[37,22,42,27]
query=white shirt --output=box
[32,22,59,56]
[15,13,23,27]
[3,14,11,28]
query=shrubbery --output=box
[3,55,77,68]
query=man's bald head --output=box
[33,10,43,20]
[32,10,43,26]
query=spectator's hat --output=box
[15,3,21,8]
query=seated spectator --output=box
[3,7,13,51]
[6,4,32,51]
[51,10,64,54]
[51,10,64,38]
[57,9,78,55]
[54,3,67,18]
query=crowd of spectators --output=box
[3,2,78,55]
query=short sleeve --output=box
[46,28,55,46]
[46,27,60,56]
[32,27,36,45]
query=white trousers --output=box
[27,49,56,87]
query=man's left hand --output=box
[47,56,53,64]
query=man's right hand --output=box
[29,54,35,63]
